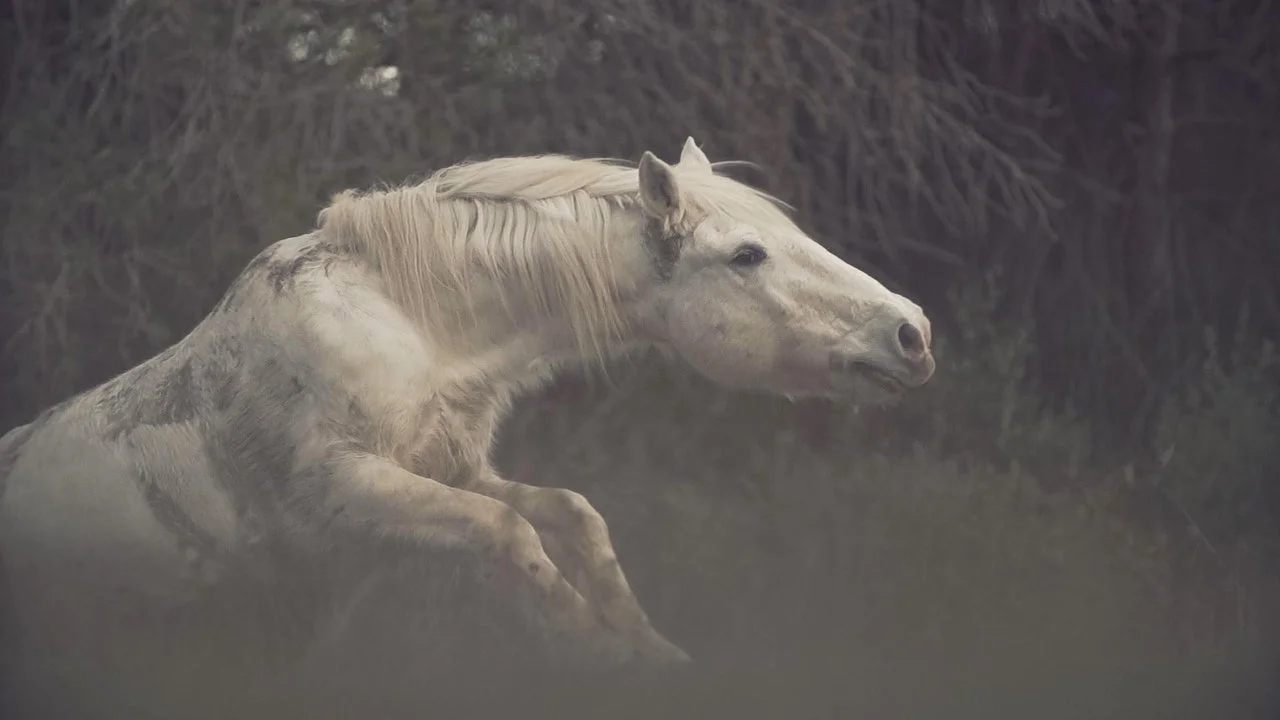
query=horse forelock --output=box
[314,153,800,364]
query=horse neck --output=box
[408,207,659,388]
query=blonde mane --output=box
[316,153,797,362]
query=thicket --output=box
[1,0,1277,714]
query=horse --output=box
[0,137,935,714]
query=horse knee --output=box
[481,506,548,570]
[546,488,608,539]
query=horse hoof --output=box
[635,634,692,665]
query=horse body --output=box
[0,139,935,711]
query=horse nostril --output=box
[897,322,926,358]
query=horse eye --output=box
[729,243,768,267]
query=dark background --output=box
[1,0,1278,717]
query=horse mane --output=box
[316,153,797,362]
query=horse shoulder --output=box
[183,247,436,513]
[202,233,514,502]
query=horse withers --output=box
[0,137,934,711]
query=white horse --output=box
[0,138,934,710]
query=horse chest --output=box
[399,401,500,487]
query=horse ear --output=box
[638,151,682,218]
[678,137,713,174]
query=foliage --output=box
[1154,313,1280,564]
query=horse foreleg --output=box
[315,452,637,664]
[463,474,691,664]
